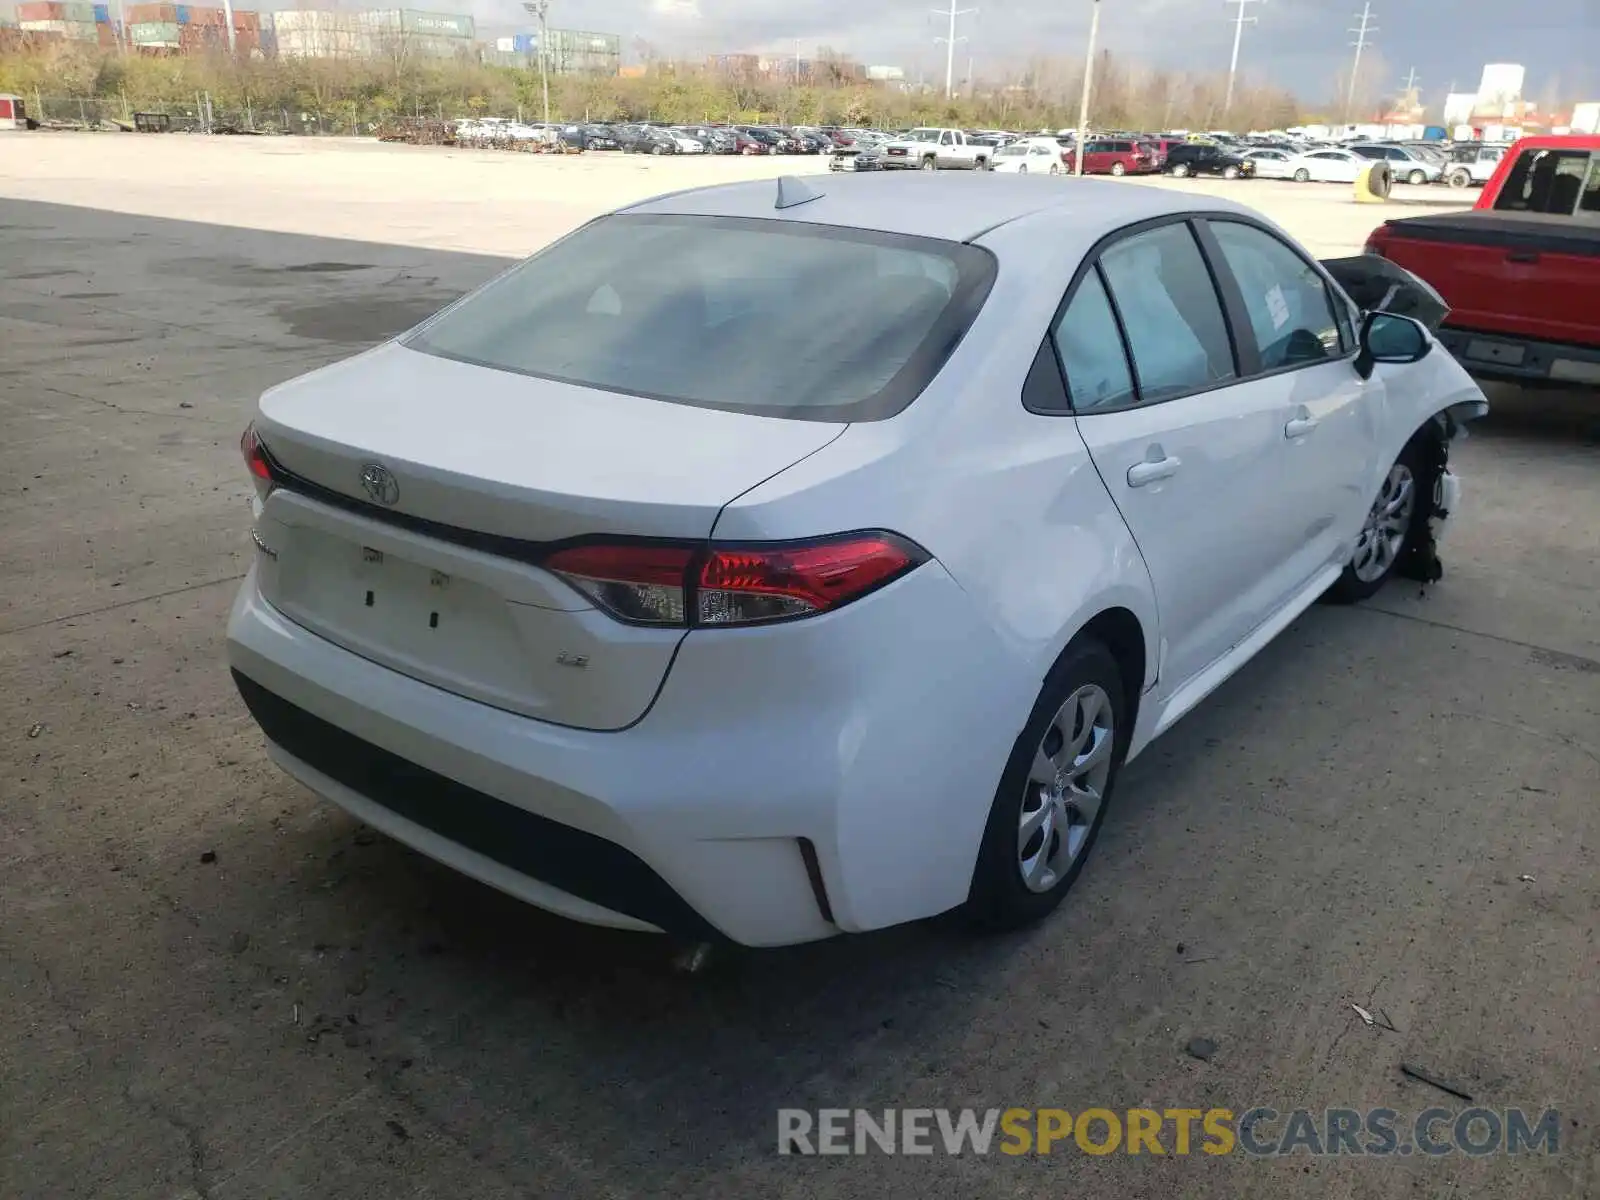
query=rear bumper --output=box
[1438,326,1600,386]
[227,559,1030,947]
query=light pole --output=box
[1223,0,1263,119]
[522,0,551,125]
[932,0,976,99]
[1345,1,1376,125]
[1073,0,1100,176]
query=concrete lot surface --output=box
[2,136,1598,1198]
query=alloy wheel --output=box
[1351,464,1416,583]
[1018,684,1115,894]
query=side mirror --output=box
[1355,311,1432,379]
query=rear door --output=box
[1058,219,1292,694]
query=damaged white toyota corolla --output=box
[227,174,1488,947]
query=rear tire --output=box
[965,638,1128,932]
[1448,168,1471,188]
[1017,164,1027,174]
[1049,163,1060,176]
[1171,163,1190,178]
[1327,439,1430,603]
[1110,161,1126,177]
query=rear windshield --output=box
[404,213,997,422]
[1493,148,1597,216]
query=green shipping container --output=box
[399,9,471,38]
[130,18,178,41]
[60,0,94,20]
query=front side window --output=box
[1097,222,1236,403]
[1207,221,1345,369]
[405,214,996,422]
[1053,267,1136,411]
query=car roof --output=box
[619,174,1262,244]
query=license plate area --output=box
[1465,338,1525,366]
[277,526,528,693]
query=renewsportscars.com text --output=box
[777,1107,1561,1157]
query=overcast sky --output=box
[479,0,1598,104]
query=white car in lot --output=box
[1244,148,1297,179]
[229,175,1486,948]
[991,139,1067,174]
[1286,147,1368,183]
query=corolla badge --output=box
[359,463,400,506]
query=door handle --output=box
[1284,416,1319,438]
[1127,456,1181,487]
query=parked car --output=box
[1163,143,1255,179]
[1286,148,1367,183]
[880,127,994,170]
[1444,143,1508,189]
[1064,138,1159,176]
[230,175,1487,949]
[1244,148,1297,179]
[991,140,1066,174]
[737,126,792,154]
[620,127,679,155]
[829,141,886,171]
[1363,135,1600,386]
[679,125,737,153]
[580,124,620,151]
[1349,143,1445,185]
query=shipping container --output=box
[17,1,65,19]
[494,34,511,51]
[232,10,257,31]
[181,5,229,25]
[60,0,90,18]
[125,2,176,22]
[92,2,107,19]
[361,8,473,39]
[128,18,177,42]
[511,31,534,52]
[21,16,94,34]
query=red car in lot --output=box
[1061,137,1159,177]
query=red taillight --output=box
[542,533,928,628]
[241,423,272,482]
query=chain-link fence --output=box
[28,94,434,135]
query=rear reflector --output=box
[543,532,929,629]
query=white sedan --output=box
[1244,148,1297,179]
[991,140,1066,174]
[1286,148,1368,183]
[229,175,1487,948]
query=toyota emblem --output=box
[359,463,400,507]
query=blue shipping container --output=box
[93,3,109,21]
[175,3,188,22]
[512,31,537,51]
[1422,125,1447,141]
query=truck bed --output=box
[1377,209,1600,257]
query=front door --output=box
[1056,220,1290,693]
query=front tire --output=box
[921,156,937,171]
[1293,167,1311,183]
[1448,168,1471,188]
[1328,441,1428,603]
[1049,163,1060,175]
[1408,169,1428,185]
[966,638,1127,931]
[1171,163,1190,178]
[1223,165,1240,179]
[1017,164,1027,174]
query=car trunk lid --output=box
[250,343,844,730]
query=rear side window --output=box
[1097,223,1237,403]
[1581,156,1600,215]
[405,214,996,423]
[1053,268,1136,411]
[1207,221,1345,368]
[1494,148,1595,215]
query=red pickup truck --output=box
[1362,135,1600,387]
